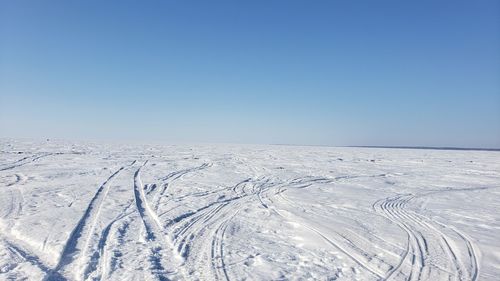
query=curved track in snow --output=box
[1,141,497,280]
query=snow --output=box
[1,139,499,281]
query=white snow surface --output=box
[0,139,499,281]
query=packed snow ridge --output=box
[1,139,499,281]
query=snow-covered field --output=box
[0,139,499,281]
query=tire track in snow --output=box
[106,213,135,278]
[211,210,239,281]
[0,187,23,220]
[44,161,135,281]
[172,202,242,280]
[0,152,64,172]
[270,206,386,280]
[1,174,27,223]
[256,177,389,280]
[133,160,183,281]
[373,192,480,281]
[374,195,426,281]
[175,176,340,280]
[82,201,135,281]
[0,238,52,276]
[445,226,479,281]
[0,155,34,172]
[411,205,480,281]
[153,163,212,210]
[174,203,228,259]
[1,174,25,225]
[167,178,256,280]
[381,195,460,280]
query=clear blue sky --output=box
[1,1,499,147]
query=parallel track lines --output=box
[44,161,135,281]
[374,193,479,281]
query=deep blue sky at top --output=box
[1,0,499,147]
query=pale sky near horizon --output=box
[1,1,499,148]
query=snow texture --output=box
[0,139,499,281]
